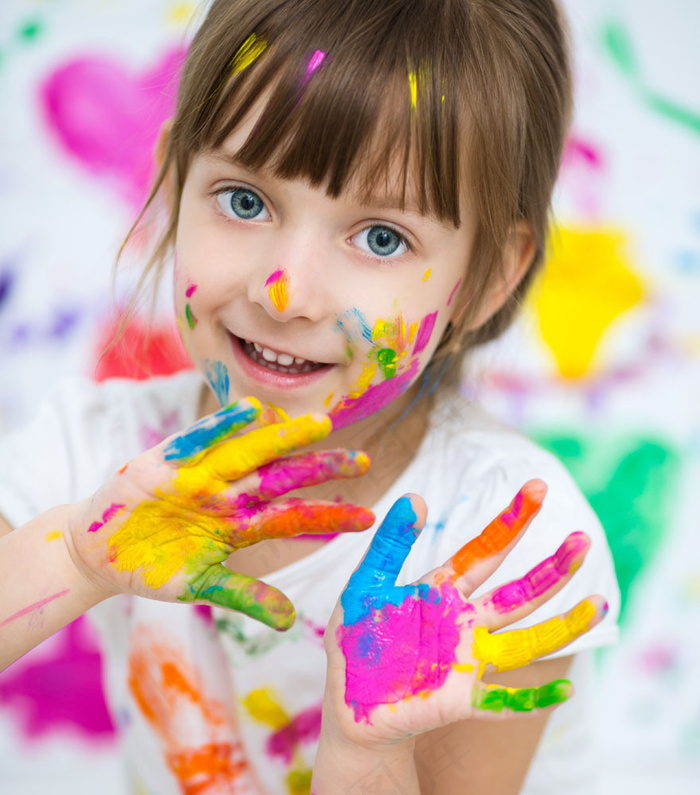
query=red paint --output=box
[0,589,70,628]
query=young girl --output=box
[0,1,620,793]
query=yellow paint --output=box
[472,598,598,674]
[409,71,418,109]
[259,402,291,426]
[286,769,312,795]
[534,226,645,379]
[268,271,291,312]
[231,33,267,74]
[324,391,334,408]
[242,687,289,730]
[45,530,62,542]
[167,2,195,25]
[371,314,417,358]
[422,268,432,281]
[453,662,475,673]
[347,360,376,399]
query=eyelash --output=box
[212,185,414,260]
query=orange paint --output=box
[450,481,545,578]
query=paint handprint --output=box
[69,398,374,628]
[324,480,607,743]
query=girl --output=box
[0,1,619,793]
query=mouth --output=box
[230,334,334,389]
[240,338,328,375]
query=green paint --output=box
[532,430,681,624]
[19,20,43,42]
[215,613,304,657]
[377,348,397,379]
[185,303,197,329]
[473,679,571,713]
[601,18,700,139]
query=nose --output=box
[248,230,331,322]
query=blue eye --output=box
[356,225,409,258]
[217,187,269,220]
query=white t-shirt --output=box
[0,372,620,795]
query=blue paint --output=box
[205,359,230,407]
[164,401,259,462]
[341,496,430,625]
[0,268,15,308]
[335,308,373,344]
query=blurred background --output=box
[0,0,698,792]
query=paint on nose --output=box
[265,269,291,312]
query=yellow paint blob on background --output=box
[242,687,289,730]
[534,226,646,379]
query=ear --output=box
[453,221,537,331]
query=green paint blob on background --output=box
[531,430,681,624]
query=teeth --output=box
[277,353,294,366]
[253,342,262,353]
[262,347,278,362]
[241,336,326,374]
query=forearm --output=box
[0,505,108,670]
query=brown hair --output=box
[125,0,572,390]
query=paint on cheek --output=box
[447,277,462,306]
[329,357,419,430]
[205,359,230,407]
[412,311,437,356]
[422,268,432,281]
[338,582,469,723]
[265,269,290,312]
[185,284,197,298]
[376,348,397,379]
[185,304,197,330]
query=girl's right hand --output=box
[65,397,374,629]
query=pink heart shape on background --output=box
[40,46,187,209]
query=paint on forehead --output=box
[205,359,230,407]
[265,268,290,312]
[329,356,419,430]
[230,33,267,74]
[412,311,437,356]
[305,49,327,79]
[447,277,462,306]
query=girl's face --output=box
[174,107,475,428]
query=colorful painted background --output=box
[0,0,699,792]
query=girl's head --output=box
[134,0,571,428]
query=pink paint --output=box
[412,311,437,356]
[329,358,419,430]
[88,503,125,533]
[40,47,186,209]
[305,50,327,79]
[0,589,70,628]
[0,617,115,739]
[497,488,523,529]
[265,268,286,286]
[489,532,588,614]
[266,702,322,763]
[563,136,605,171]
[338,583,469,723]
[447,278,462,306]
[185,284,198,298]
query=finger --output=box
[442,479,546,589]
[475,532,591,630]
[255,450,371,500]
[340,494,426,622]
[163,398,262,464]
[202,414,332,480]
[471,678,573,716]
[472,595,608,674]
[231,499,375,545]
[180,565,296,630]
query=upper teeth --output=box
[251,341,307,366]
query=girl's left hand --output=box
[323,479,608,746]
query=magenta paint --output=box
[265,268,285,286]
[0,589,70,628]
[329,358,419,430]
[447,277,462,306]
[185,283,197,298]
[266,702,322,763]
[412,311,437,356]
[338,582,469,723]
[498,488,523,529]
[305,50,327,79]
[87,503,125,533]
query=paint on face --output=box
[185,303,197,329]
[447,277,462,306]
[230,33,267,74]
[412,311,437,356]
[422,268,432,281]
[335,308,373,345]
[0,589,70,628]
[185,283,197,298]
[265,268,291,312]
[376,348,397,379]
[205,359,230,407]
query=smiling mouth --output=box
[239,337,329,375]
